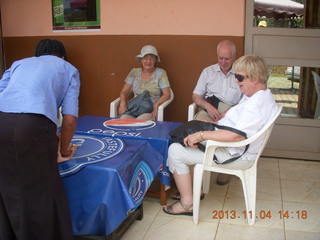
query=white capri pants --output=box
[167,142,254,175]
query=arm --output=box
[192,93,221,121]
[150,87,170,120]
[119,83,132,115]
[184,129,245,149]
[59,114,77,157]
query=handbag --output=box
[169,120,249,164]
[205,95,220,109]
[206,95,232,113]
[122,90,153,117]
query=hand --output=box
[150,103,159,120]
[118,104,127,115]
[150,110,158,120]
[206,105,222,121]
[183,132,201,148]
[57,143,78,163]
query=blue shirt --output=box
[0,55,80,125]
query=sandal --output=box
[171,192,205,201]
[163,201,193,216]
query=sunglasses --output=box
[235,73,248,82]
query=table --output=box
[75,116,181,190]
[59,132,163,237]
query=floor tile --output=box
[133,158,320,240]
[285,229,320,240]
[121,213,156,240]
[195,193,225,223]
[143,197,162,215]
[142,215,217,240]
[257,157,280,179]
[282,202,320,233]
[206,172,229,201]
[215,223,285,240]
[281,179,320,204]
[226,176,281,201]
[279,159,320,182]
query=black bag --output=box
[205,95,221,109]
[169,120,249,164]
[122,90,153,117]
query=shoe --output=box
[163,201,193,216]
[171,192,205,201]
[216,173,230,186]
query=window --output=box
[52,0,100,31]
[253,0,304,29]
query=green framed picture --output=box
[52,0,100,31]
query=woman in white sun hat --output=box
[118,45,171,120]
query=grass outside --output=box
[268,75,299,90]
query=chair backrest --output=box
[251,105,282,163]
[157,88,174,121]
[204,105,282,168]
[311,71,320,119]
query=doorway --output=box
[245,0,320,161]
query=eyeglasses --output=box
[235,73,248,82]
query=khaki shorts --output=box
[194,102,232,121]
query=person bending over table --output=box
[118,45,171,120]
[191,40,243,186]
[0,39,80,240]
[163,55,278,216]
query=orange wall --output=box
[0,1,245,122]
[1,0,245,37]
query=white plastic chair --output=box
[193,105,282,225]
[188,102,198,121]
[110,88,174,121]
[188,102,232,121]
[311,71,320,119]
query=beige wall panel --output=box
[252,35,320,67]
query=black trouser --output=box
[0,112,73,240]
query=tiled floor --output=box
[121,157,320,240]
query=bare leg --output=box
[173,170,193,205]
[163,170,193,214]
[171,165,205,200]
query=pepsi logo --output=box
[129,161,154,207]
[103,119,156,131]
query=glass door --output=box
[245,0,320,161]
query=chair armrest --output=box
[188,103,197,121]
[206,139,253,149]
[157,88,174,121]
[110,97,120,117]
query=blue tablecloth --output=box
[59,133,163,236]
[74,116,182,186]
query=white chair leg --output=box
[241,169,257,225]
[202,171,211,194]
[193,164,204,225]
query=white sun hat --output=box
[135,45,161,62]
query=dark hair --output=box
[34,39,67,60]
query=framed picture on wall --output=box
[52,0,100,31]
